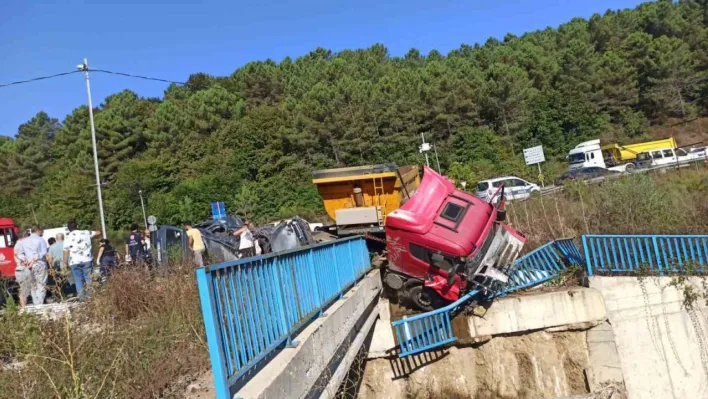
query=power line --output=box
[0,71,80,88]
[90,69,186,85]
[0,68,186,89]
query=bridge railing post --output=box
[196,267,230,399]
[583,235,593,276]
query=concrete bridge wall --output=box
[589,276,708,399]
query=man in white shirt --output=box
[62,221,101,301]
[233,221,255,259]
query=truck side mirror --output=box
[497,209,507,222]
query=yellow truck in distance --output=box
[568,137,677,172]
[312,164,420,235]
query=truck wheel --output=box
[406,285,447,312]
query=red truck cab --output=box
[0,218,19,278]
[384,167,525,310]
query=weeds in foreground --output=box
[0,262,208,399]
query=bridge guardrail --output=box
[392,237,583,357]
[504,237,583,293]
[196,236,370,399]
[583,234,708,275]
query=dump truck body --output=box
[601,137,677,165]
[312,164,419,235]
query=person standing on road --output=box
[96,239,117,282]
[184,223,205,267]
[125,224,146,267]
[63,221,101,301]
[15,225,49,306]
[233,221,255,259]
[13,231,32,309]
[47,233,73,296]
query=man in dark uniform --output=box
[124,223,146,268]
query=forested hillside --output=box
[1,0,707,228]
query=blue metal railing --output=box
[583,234,708,275]
[392,237,583,357]
[392,289,481,357]
[196,236,371,399]
[506,237,583,293]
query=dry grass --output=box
[506,167,708,249]
[0,262,208,399]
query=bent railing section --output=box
[196,237,370,399]
[503,237,582,294]
[583,234,708,275]
[392,237,583,357]
[392,289,481,357]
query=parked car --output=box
[476,176,540,201]
[556,167,621,185]
[687,146,707,159]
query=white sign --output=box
[148,224,158,232]
[147,215,157,225]
[523,145,545,165]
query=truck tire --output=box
[405,284,447,312]
[625,163,635,172]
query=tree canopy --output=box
[2,0,707,229]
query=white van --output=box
[41,226,70,245]
[475,176,540,202]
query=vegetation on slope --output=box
[2,0,708,228]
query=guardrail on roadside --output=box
[392,237,583,357]
[583,234,708,275]
[196,236,370,399]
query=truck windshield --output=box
[637,153,650,161]
[568,153,585,164]
[476,182,489,191]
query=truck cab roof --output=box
[386,166,494,256]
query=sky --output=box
[0,0,648,137]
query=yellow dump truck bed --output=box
[601,137,677,162]
[312,164,420,225]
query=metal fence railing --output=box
[583,234,708,275]
[392,237,583,357]
[504,237,583,293]
[196,236,371,399]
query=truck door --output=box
[0,227,18,278]
[651,150,664,166]
[662,149,676,165]
[155,226,187,267]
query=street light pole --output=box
[78,59,107,239]
[139,189,148,229]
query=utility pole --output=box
[419,133,431,167]
[139,189,148,229]
[78,59,107,239]
[433,143,441,173]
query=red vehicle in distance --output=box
[0,218,19,279]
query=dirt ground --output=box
[180,371,215,399]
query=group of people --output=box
[13,221,153,309]
[12,218,256,308]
